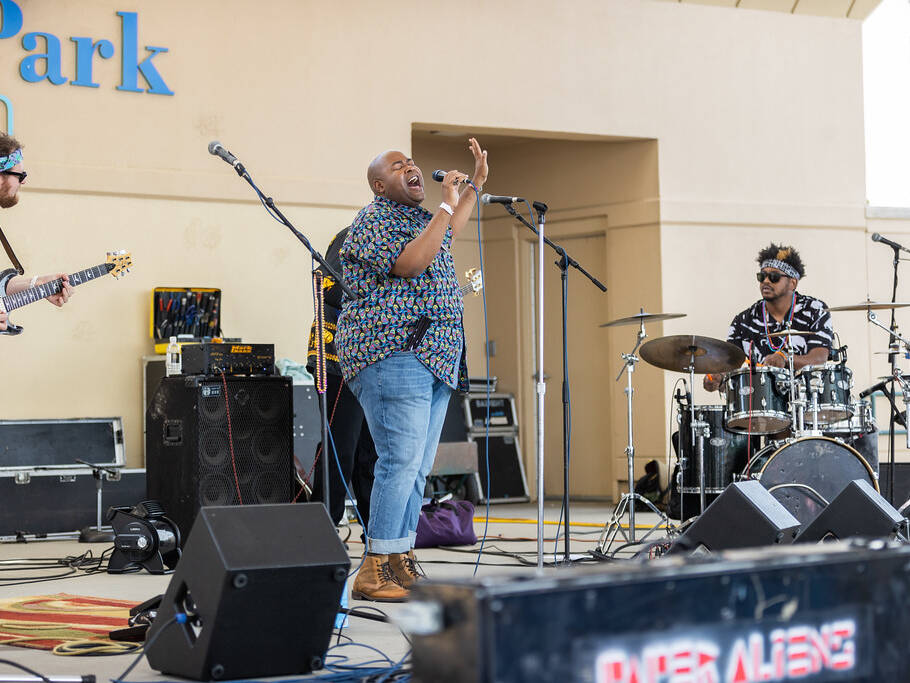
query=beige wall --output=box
[0,1,871,498]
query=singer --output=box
[704,243,834,392]
[0,132,75,333]
[336,137,488,601]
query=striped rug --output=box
[0,593,137,650]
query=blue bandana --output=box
[0,149,22,173]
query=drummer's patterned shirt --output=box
[727,292,834,364]
[336,195,467,391]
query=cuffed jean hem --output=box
[367,536,411,555]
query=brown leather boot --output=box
[351,554,409,602]
[389,550,424,589]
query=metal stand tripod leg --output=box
[596,328,671,554]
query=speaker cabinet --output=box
[145,503,349,681]
[668,480,801,554]
[794,479,905,543]
[146,376,294,542]
[468,432,529,503]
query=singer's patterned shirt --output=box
[336,195,467,390]
[727,292,834,364]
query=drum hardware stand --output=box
[867,310,910,503]
[692,415,710,514]
[597,319,670,553]
[682,350,711,515]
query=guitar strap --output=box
[0,224,24,275]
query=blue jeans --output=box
[347,351,453,554]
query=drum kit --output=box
[596,300,909,553]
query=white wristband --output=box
[29,276,38,288]
[439,202,454,217]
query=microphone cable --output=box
[473,183,493,576]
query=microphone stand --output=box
[219,160,356,517]
[888,244,901,504]
[503,202,607,565]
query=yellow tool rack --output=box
[150,287,222,354]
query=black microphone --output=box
[481,193,524,205]
[859,379,888,399]
[208,141,243,170]
[872,233,910,254]
[431,170,473,185]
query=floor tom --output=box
[678,405,751,494]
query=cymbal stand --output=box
[783,336,809,435]
[597,319,669,552]
[684,349,710,514]
[867,310,910,501]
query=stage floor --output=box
[0,501,665,681]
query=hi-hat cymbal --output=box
[640,334,746,374]
[767,328,816,338]
[827,300,910,312]
[599,311,686,328]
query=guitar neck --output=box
[1,263,112,313]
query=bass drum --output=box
[743,436,878,527]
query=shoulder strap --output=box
[0,225,24,274]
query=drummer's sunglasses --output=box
[756,271,786,283]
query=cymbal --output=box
[827,301,910,312]
[599,311,686,328]
[767,328,815,338]
[640,334,746,374]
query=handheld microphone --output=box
[872,233,910,254]
[208,141,243,170]
[431,169,473,185]
[481,193,524,206]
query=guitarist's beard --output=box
[0,193,19,209]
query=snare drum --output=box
[797,362,853,425]
[725,366,792,434]
[678,405,751,494]
[743,436,877,526]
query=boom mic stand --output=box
[215,152,356,517]
[887,244,902,505]
[501,202,607,564]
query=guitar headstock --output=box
[107,250,133,279]
[464,267,483,296]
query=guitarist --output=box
[305,225,377,538]
[0,133,73,332]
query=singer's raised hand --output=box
[441,170,469,206]
[468,137,488,189]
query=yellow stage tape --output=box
[473,517,665,530]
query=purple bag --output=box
[414,500,477,548]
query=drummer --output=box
[704,243,834,392]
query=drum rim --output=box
[811,404,853,423]
[683,404,726,413]
[750,435,879,492]
[726,409,792,434]
[727,366,790,378]
[797,362,851,375]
